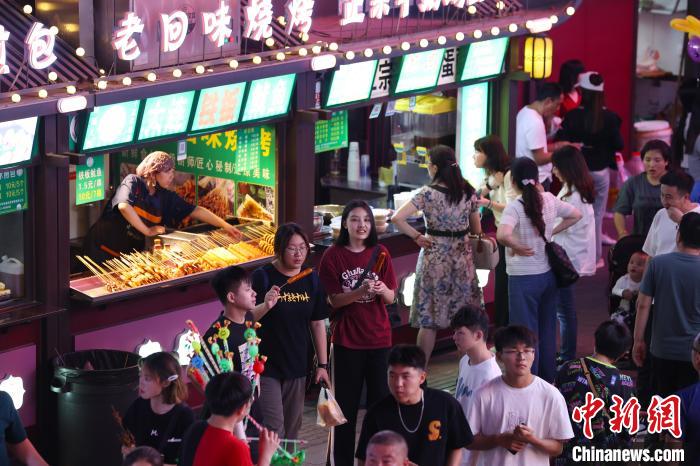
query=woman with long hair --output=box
[318,200,397,466]
[473,135,516,328]
[551,146,597,364]
[557,59,585,117]
[393,145,483,365]
[84,151,240,262]
[496,157,582,381]
[558,72,623,264]
[250,223,329,441]
[614,140,672,239]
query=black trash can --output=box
[52,349,140,466]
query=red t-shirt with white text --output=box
[318,244,396,349]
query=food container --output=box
[330,216,342,239]
[315,204,344,225]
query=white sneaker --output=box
[596,258,606,269]
[601,233,617,245]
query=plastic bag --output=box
[316,386,347,428]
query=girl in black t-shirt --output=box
[123,352,194,466]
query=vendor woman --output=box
[84,151,240,263]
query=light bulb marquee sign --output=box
[0,22,57,75]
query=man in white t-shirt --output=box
[467,326,573,466]
[452,305,502,466]
[644,170,700,257]
[515,83,573,190]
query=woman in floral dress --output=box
[393,145,483,365]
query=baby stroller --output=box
[607,234,644,315]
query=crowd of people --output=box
[3,64,700,466]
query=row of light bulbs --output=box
[8,5,575,103]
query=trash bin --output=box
[52,349,140,466]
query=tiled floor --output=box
[296,260,614,465]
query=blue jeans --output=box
[590,168,610,261]
[508,270,558,382]
[556,285,576,362]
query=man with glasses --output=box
[676,332,700,464]
[466,326,573,465]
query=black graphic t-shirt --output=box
[555,357,635,462]
[251,264,328,379]
[203,311,255,374]
[123,397,194,465]
[356,388,473,466]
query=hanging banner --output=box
[0,167,28,216]
[166,126,276,187]
[76,155,105,205]
[315,111,348,153]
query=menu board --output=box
[459,38,509,81]
[241,74,296,123]
[160,126,276,188]
[138,91,196,141]
[324,60,378,107]
[0,118,38,168]
[190,83,247,133]
[82,101,141,152]
[0,167,28,216]
[315,111,348,153]
[76,155,105,205]
[393,48,445,95]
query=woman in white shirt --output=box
[473,135,516,328]
[496,157,582,382]
[552,146,597,364]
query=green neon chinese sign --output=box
[138,91,196,141]
[241,74,296,123]
[82,101,141,152]
[191,83,247,132]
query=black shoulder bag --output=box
[521,200,579,288]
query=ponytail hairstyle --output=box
[511,157,545,236]
[140,352,188,405]
[429,145,475,205]
[552,146,595,204]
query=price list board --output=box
[76,155,106,205]
[315,111,348,153]
[0,167,28,216]
[141,125,277,188]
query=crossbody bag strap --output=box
[350,246,381,290]
[580,358,611,419]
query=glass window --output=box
[0,212,26,302]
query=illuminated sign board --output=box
[324,60,378,108]
[241,74,296,123]
[81,101,141,152]
[0,117,38,168]
[457,82,489,190]
[190,83,247,133]
[459,37,509,81]
[392,48,445,95]
[138,91,196,141]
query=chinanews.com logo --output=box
[570,393,685,463]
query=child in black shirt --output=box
[123,352,194,466]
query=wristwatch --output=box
[318,363,328,369]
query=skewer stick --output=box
[186,320,220,374]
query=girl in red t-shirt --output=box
[319,200,397,466]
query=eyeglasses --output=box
[285,246,308,255]
[501,349,535,358]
